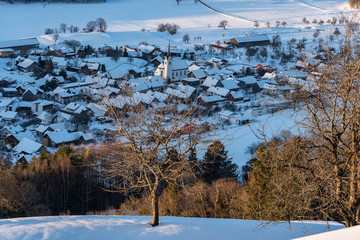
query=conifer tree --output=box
[201,140,238,183]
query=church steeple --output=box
[167,41,170,59]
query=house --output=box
[5,130,36,148]
[197,95,226,106]
[37,111,55,125]
[164,84,196,101]
[218,110,236,121]
[54,89,80,104]
[207,86,230,98]
[0,48,14,58]
[129,76,166,93]
[221,79,240,91]
[35,125,50,137]
[238,76,261,93]
[226,34,270,48]
[0,125,24,143]
[0,111,18,123]
[0,77,16,87]
[14,138,43,155]
[227,91,245,102]
[0,87,19,97]
[154,45,188,82]
[0,38,39,51]
[137,44,162,60]
[181,77,201,87]
[210,42,232,50]
[150,56,164,68]
[22,87,43,101]
[42,130,93,147]
[80,62,100,75]
[51,57,68,70]
[31,100,54,115]
[229,113,252,125]
[188,69,207,81]
[57,48,76,57]
[0,98,14,111]
[202,76,222,90]
[17,58,38,72]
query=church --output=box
[154,44,188,82]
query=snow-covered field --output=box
[0,0,351,46]
[0,215,345,240]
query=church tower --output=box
[163,42,173,81]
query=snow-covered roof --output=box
[137,44,156,53]
[202,77,220,88]
[44,130,81,144]
[0,38,39,49]
[189,69,206,79]
[0,98,13,108]
[33,99,54,106]
[188,64,201,72]
[1,125,24,134]
[0,48,14,52]
[51,57,67,66]
[14,138,42,155]
[262,72,277,80]
[219,110,236,117]
[238,76,257,84]
[80,62,100,70]
[129,76,166,92]
[229,91,245,99]
[233,34,270,44]
[0,110,17,120]
[17,58,35,69]
[36,125,50,133]
[171,59,188,71]
[199,95,226,103]
[221,79,240,90]
[11,130,36,142]
[207,86,230,97]
[37,111,53,121]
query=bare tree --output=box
[94,89,211,226]
[96,17,107,32]
[218,20,228,30]
[183,33,190,43]
[85,21,96,33]
[291,14,360,227]
[59,23,67,33]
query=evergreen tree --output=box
[201,140,238,183]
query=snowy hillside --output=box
[0,215,345,240]
[0,0,351,43]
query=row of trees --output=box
[0,139,238,222]
[45,18,107,35]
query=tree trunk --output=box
[150,190,159,227]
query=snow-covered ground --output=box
[0,215,345,240]
[0,0,351,46]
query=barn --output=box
[226,35,270,48]
[0,38,40,51]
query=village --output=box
[0,33,308,164]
